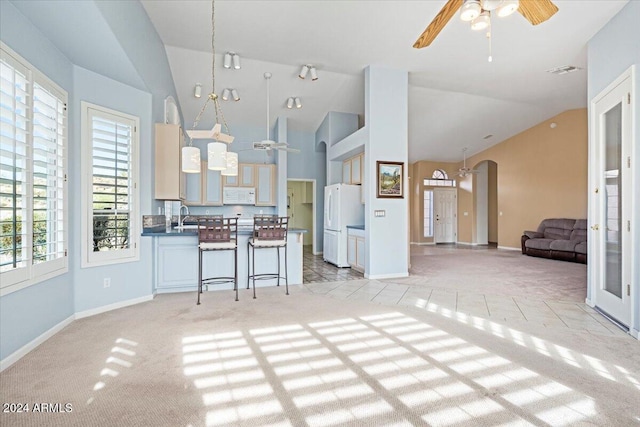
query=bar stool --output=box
[197,217,238,305]
[247,215,289,299]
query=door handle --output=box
[591,224,599,230]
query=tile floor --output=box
[302,245,364,283]
[301,245,631,339]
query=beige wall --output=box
[457,108,588,248]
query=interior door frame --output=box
[287,179,317,254]
[433,188,458,244]
[588,65,636,333]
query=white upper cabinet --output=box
[255,164,276,206]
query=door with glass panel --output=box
[591,71,632,327]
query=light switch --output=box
[374,210,386,217]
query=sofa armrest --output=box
[523,230,543,239]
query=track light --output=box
[221,88,230,101]
[231,88,240,101]
[295,97,302,108]
[232,53,241,69]
[309,67,318,81]
[286,98,294,109]
[298,65,309,79]
[223,53,231,69]
[194,83,202,98]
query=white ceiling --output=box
[141,0,628,162]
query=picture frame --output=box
[376,161,404,198]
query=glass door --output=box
[592,73,631,327]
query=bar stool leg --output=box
[246,242,251,290]
[234,246,239,302]
[276,246,281,287]
[197,248,202,305]
[285,245,289,296]
[252,245,257,299]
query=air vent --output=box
[483,134,493,140]
[546,65,582,75]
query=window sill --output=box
[0,266,69,297]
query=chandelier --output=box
[182,0,238,176]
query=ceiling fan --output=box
[252,72,300,155]
[457,147,480,178]
[413,0,559,49]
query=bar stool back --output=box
[247,215,289,299]
[197,216,238,304]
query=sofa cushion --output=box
[525,238,554,250]
[575,242,587,255]
[549,240,580,252]
[524,230,544,239]
[570,219,588,242]
[537,218,575,240]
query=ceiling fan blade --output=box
[413,0,463,49]
[518,0,558,26]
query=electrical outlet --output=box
[103,278,111,288]
[205,210,210,214]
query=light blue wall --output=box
[71,66,154,313]
[587,1,640,335]
[0,1,75,360]
[1,0,180,360]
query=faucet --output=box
[178,204,189,228]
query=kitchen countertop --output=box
[142,227,308,237]
[346,225,365,230]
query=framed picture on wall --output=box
[376,161,404,198]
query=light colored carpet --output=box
[1,285,639,427]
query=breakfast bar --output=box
[142,225,306,295]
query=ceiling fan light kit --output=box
[460,0,481,21]
[471,11,491,31]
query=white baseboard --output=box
[75,294,154,320]
[410,242,435,246]
[1,314,74,372]
[313,251,323,256]
[585,298,595,307]
[498,246,521,251]
[365,272,409,280]
[456,241,473,245]
[631,328,639,340]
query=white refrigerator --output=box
[323,184,364,267]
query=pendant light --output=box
[182,0,237,176]
[182,145,201,173]
[221,152,238,176]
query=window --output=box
[81,102,139,267]
[423,190,433,237]
[1,43,68,295]
[424,169,456,187]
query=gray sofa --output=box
[521,218,587,264]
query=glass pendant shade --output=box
[208,142,228,170]
[471,11,491,31]
[496,0,519,17]
[181,146,201,173]
[221,152,238,176]
[460,0,481,21]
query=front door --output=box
[434,188,457,243]
[591,70,632,327]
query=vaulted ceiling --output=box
[143,1,627,161]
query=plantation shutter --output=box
[31,79,66,272]
[88,108,135,259]
[0,53,29,280]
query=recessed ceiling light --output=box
[546,65,582,75]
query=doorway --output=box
[434,188,457,243]
[286,179,316,254]
[474,160,498,245]
[590,67,633,329]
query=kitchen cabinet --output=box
[155,123,186,200]
[347,228,365,272]
[184,161,222,206]
[342,152,363,185]
[255,164,276,206]
[224,163,256,187]
[342,160,351,184]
